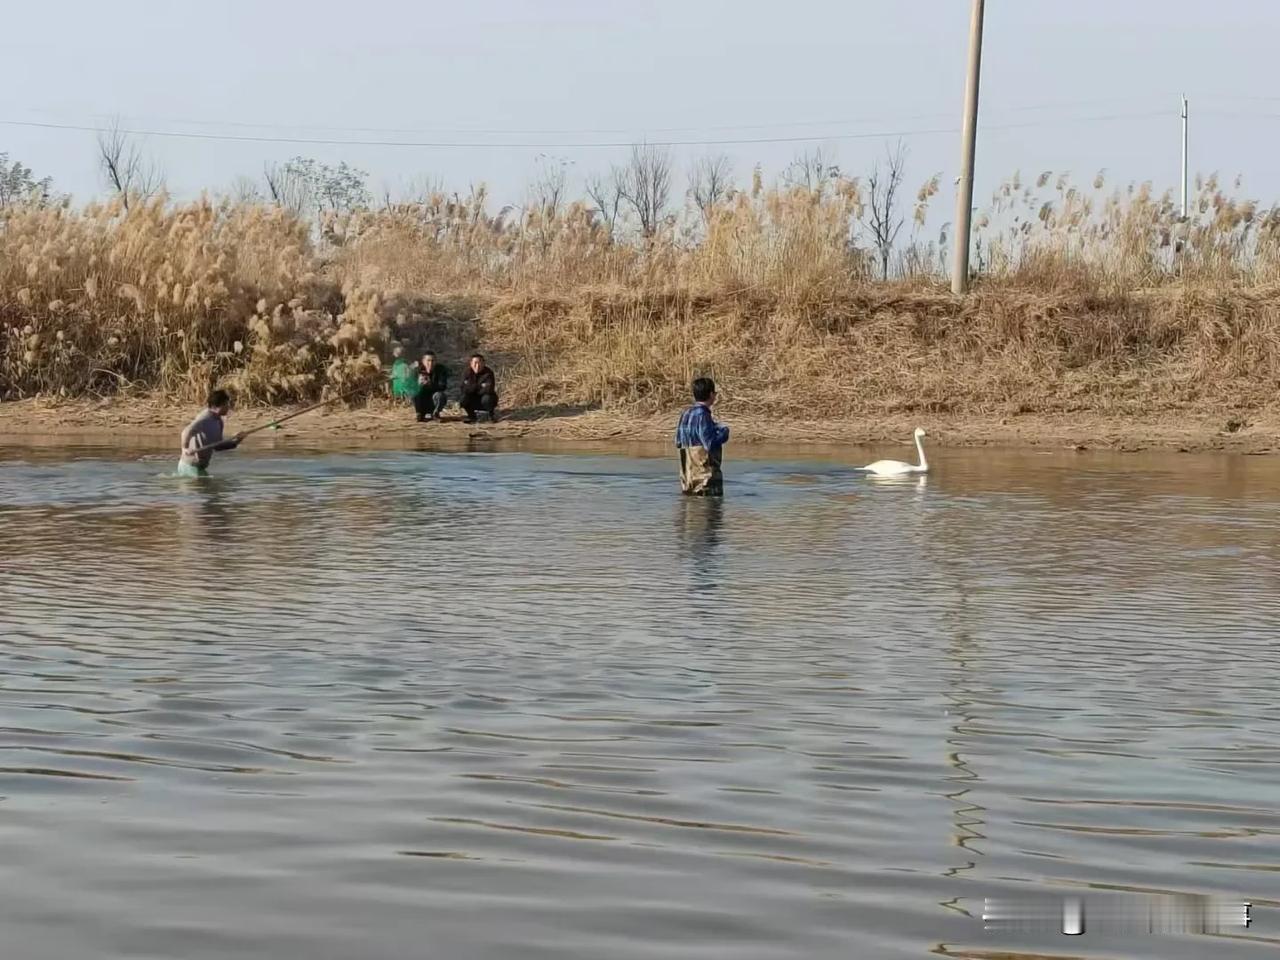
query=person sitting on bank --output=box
[413,350,450,421]
[460,353,499,423]
[675,377,730,496]
[178,388,243,477]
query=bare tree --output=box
[784,147,839,193]
[530,161,566,219]
[227,175,263,204]
[616,143,672,240]
[688,153,733,224]
[263,161,311,217]
[378,174,446,211]
[866,141,908,281]
[401,174,445,205]
[586,171,624,239]
[527,157,568,252]
[96,121,163,209]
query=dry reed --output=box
[4,167,1280,419]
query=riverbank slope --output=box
[1,397,1275,454]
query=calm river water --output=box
[1,440,1278,959]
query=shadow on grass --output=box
[501,402,601,422]
[379,401,601,426]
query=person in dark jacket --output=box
[412,351,450,421]
[460,353,499,423]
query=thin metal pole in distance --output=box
[1180,94,1189,218]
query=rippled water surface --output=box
[2,441,1279,959]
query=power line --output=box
[1197,94,1280,105]
[0,111,1170,150]
[0,95,1168,139]
[1198,108,1280,120]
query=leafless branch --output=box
[784,148,839,193]
[526,159,568,253]
[227,175,263,204]
[96,120,164,209]
[263,161,310,217]
[530,161,567,220]
[586,171,624,239]
[616,143,672,240]
[866,141,908,281]
[688,153,734,224]
[377,175,446,213]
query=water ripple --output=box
[1,444,1279,959]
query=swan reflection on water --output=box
[865,473,929,492]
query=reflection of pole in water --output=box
[941,618,988,879]
[933,520,992,920]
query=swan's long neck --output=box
[915,434,927,470]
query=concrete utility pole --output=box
[1180,94,1189,218]
[951,0,986,295]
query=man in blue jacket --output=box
[675,377,730,496]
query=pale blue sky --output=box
[3,0,1279,216]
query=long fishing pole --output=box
[189,385,367,454]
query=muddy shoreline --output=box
[0,397,1276,455]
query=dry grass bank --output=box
[3,167,1280,439]
[480,284,1280,419]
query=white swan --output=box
[859,427,929,476]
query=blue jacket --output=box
[675,403,730,453]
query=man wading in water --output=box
[675,377,730,496]
[178,389,244,477]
